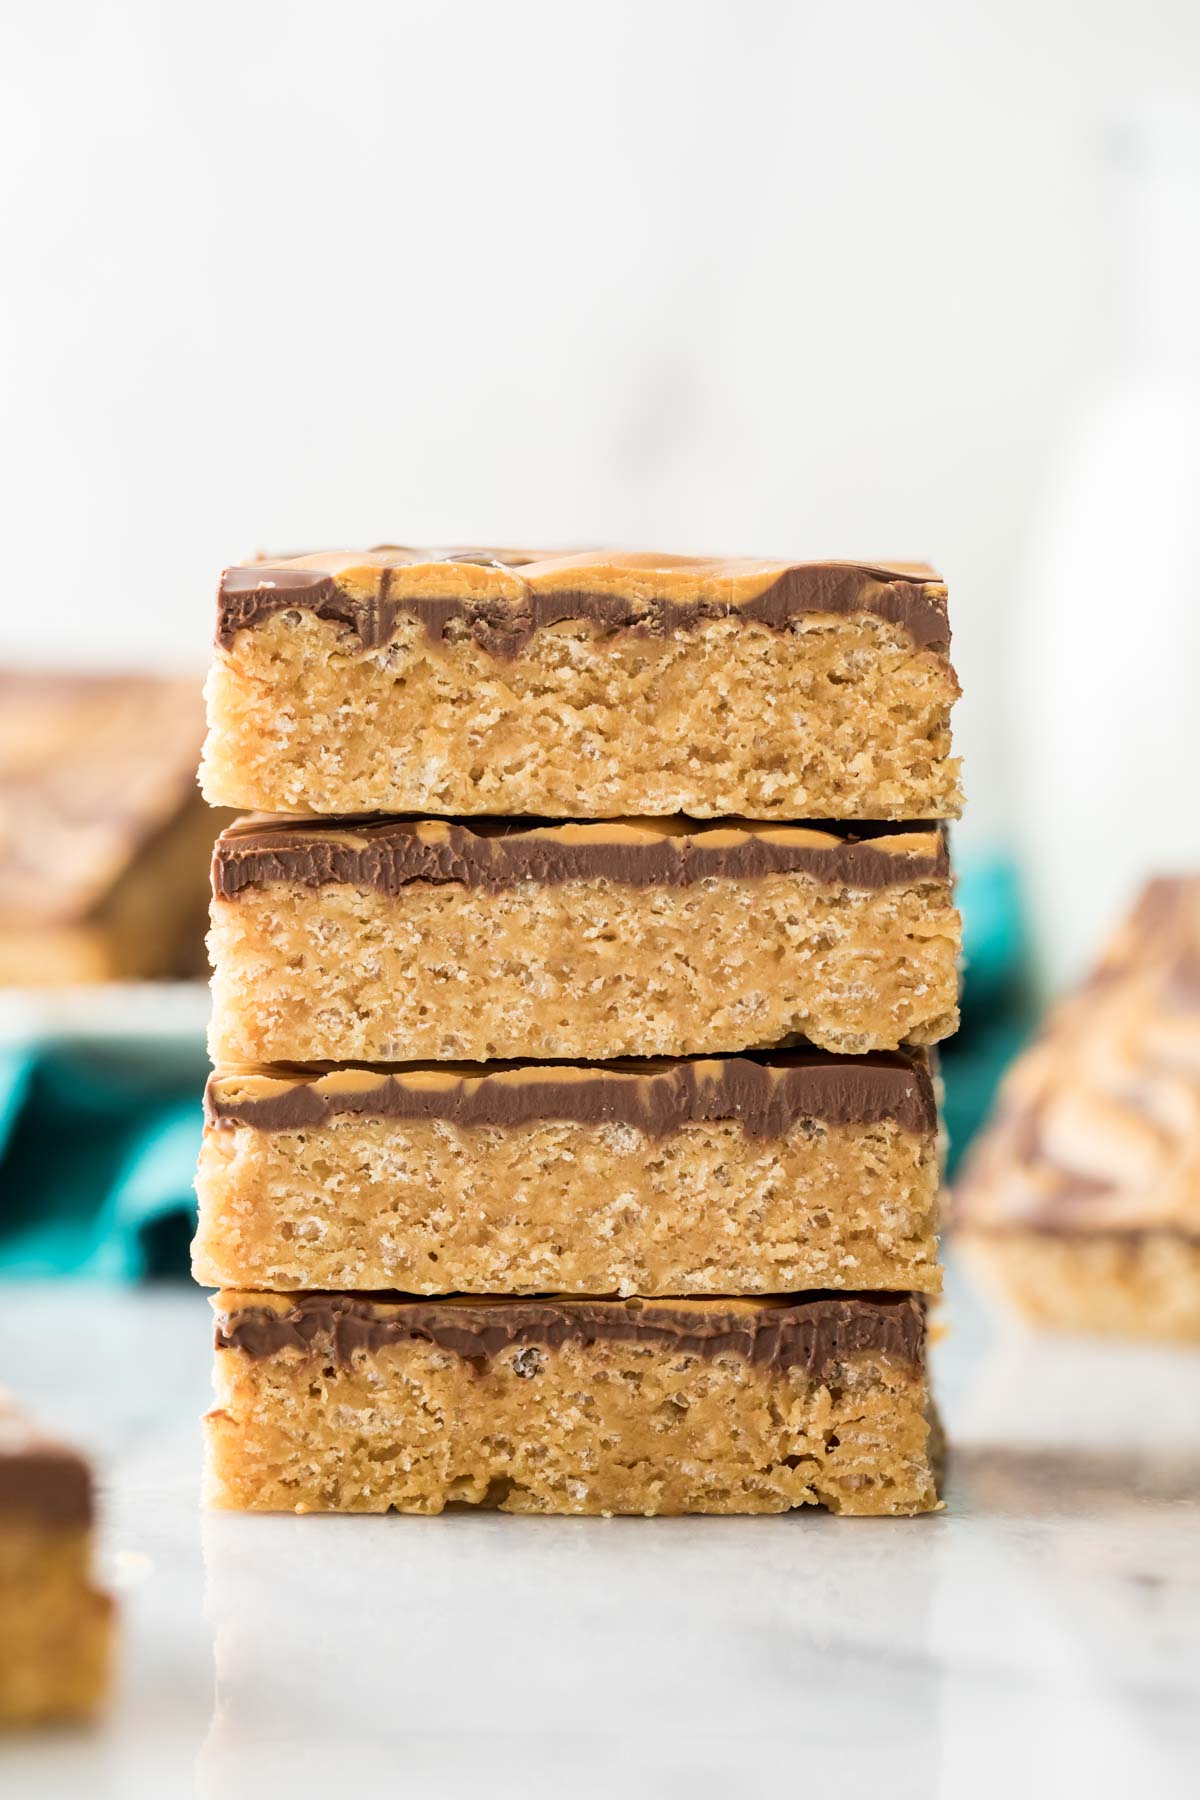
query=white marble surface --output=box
[2,1268,1198,1799]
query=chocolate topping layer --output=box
[0,1406,93,1526]
[216,550,951,657]
[205,1050,937,1138]
[212,817,951,900]
[213,1292,927,1379]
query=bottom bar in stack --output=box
[206,1292,940,1517]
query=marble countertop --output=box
[3,1266,1198,1798]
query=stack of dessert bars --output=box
[193,551,961,1517]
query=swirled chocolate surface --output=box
[216,549,951,657]
[953,877,1200,1237]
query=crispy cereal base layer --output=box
[208,873,959,1062]
[193,1112,941,1296]
[201,610,960,820]
[206,1326,939,1517]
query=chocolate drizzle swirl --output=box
[214,1292,927,1379]
[215,552,951,657]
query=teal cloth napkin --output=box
[0,1045,205,1278]
[939,854,1036,1174]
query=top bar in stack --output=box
[200,550,960,819]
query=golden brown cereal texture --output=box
[208,872,960,1062]
[959,1228,1200,1342]
[206,1300,939,1517]
[201,607,961,820]
[0,1523,113,1724]
[193,1107,941,1296]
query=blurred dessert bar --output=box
[954,878,1200,1341]
[193,1051,943,1297]
[207,817,960,1062]
[200,550,961,821]
[0,671,223,983]
[0,1395,113,1724]
[206,1291,940,1516]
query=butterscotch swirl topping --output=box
[216,549,951,657]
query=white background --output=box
[3,1,1200,850]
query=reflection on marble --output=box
[0,1264,1197,1797]
[200,1508,942,1797]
